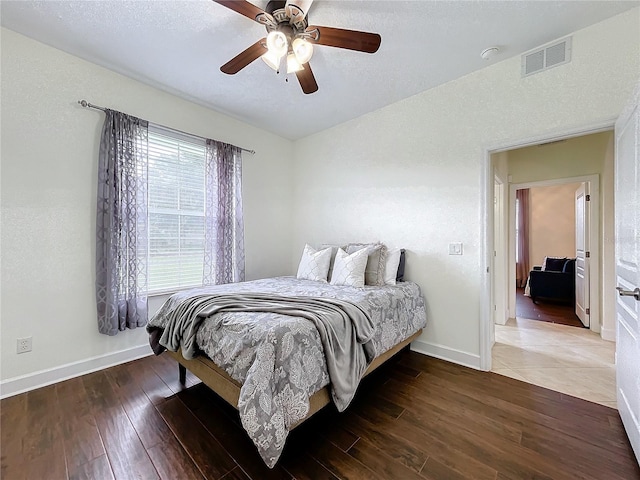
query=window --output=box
[147,125,206,292]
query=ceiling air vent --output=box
[521,36,572,77]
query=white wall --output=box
[0,28,294,389]
[492,152,509,327]
[291,9,639,366]
[529,182,582,268]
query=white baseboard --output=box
[601,325,616,342]
[0,340,483,399]
[0,345,153,399]
[411,340,481,370]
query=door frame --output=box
[493,176,508,328]
[508,175,599,331]
[480,120,615,371]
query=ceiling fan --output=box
[213,0,382,94]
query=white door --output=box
[615,84,640,464]
[575,183,590,327]
[493,178,507,326]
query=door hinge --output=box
[586,308,590,315]
[586,194,590,201]
[586,251,590,258]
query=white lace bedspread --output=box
[147,276,426,467]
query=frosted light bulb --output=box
[292,38,313,64]
[286,53,303,73]
[266,31,288,57]
[262,50,281,71]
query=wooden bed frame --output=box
[167,329,422,428]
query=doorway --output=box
[481,128,618,407]
[487,130,614,332]
[512,178,591,329]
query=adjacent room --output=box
[2,1,639,479]
[491,132,619,409]
[518,181,585,327]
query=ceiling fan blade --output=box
[220,39,267,74]
[295,63,318,94]
[212,0,263,21]
[306,25,381,53]
[212,0,274,26]
[285,0,313,20]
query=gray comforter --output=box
[147,276,426,467]
[150,293,376,411]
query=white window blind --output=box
[148,125,206,293]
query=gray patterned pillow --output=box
[345,242,387,286]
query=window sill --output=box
[148,286,202,298]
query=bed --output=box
[147,275,426,467]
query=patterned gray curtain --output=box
[96,110,149,335]
[203,140,245,285]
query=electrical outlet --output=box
[17,337,32,354]
[449,243,463,255]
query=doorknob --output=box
[616,286,640,301]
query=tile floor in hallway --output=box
[492,317,617,409]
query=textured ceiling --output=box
[1,1,637,139]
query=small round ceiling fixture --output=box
[480,46,499,60]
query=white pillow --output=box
[330,248,369,287]
[383,248,402,285]
[321,243,346,281]
[296,244,332,282]
[345,242,386,286]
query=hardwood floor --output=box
[516,287,584,328]
[2,351,638,480]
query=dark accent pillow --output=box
[545,257,567,272]
[396,249,406,282]
[562,259,576,274]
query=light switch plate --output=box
[449,243,463,255]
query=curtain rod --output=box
[77,100,256,155]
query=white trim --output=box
[411,340,481,370]
[493,176,508,327]
[480,120,616,371]
[488,120,615,154]
[509,175,599,190]
[601,325,616,342]
[480,144,493,371]
[0,345,153,399]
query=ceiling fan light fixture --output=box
[266,30,288,57]
[261,50,282,71]
[286,0,314,20]
[292,37,313,64]
[286,52,304,73]
[213,0,382,94]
